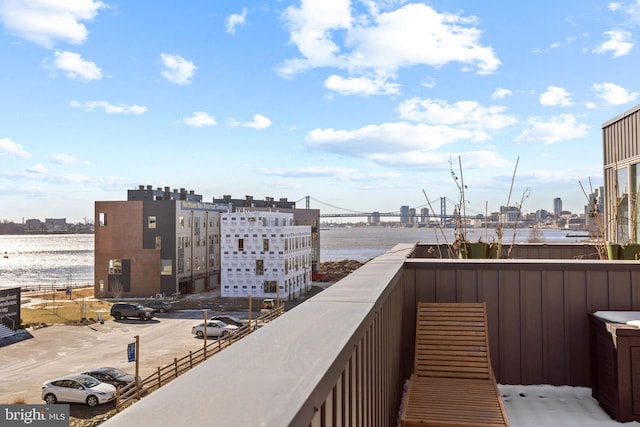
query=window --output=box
[256,259,264,276]
[148,216,156,229]
[263,239,269,252]
[108,259,121,275]
[155,236,161,249]
[264,281,277,293]
[99,212,107,226]
[179,216,185,228]
[238,238,244,251]
[161,259,172,275]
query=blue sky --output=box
[0,0,637,223]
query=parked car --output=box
[41,374,116,407]
[210,315,248,327]
[192,320,238,339]
[110,302,155,320]
[260,298,275,314]
[147,300,173,313]
[81,367,141,390]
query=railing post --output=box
[174,357,178,378]
[157,367,162,387]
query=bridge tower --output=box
[440,197,446,226]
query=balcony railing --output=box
[103,242,640,426]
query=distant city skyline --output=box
[3,1,634,222]
[5,193,590,226]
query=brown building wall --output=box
[95,201,162,298]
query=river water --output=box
[0,227,585,289]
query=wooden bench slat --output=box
[401,302,510,427]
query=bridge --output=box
[295,196,483,221]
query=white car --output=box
[42,374,117,407]
[192,320,238,339]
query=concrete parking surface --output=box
[0,310,227,405]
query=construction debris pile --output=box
[318,259,365,282]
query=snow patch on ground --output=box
[499,385,640,426]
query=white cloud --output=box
[51,153,80,165]
[397,98,517,130]
[593,30,633,57]
[306,122,484,160]
[160,53,197,85]
[70,101,147,114]
[181,112,216,127]
[0,0,105,48]
[539,86,573,107]
[549,35,576,50]
[259,165,358,178]
[226,7,247,34]
[0,138,32,159]
[258,165,401,182]
[324,74,400,96]
[620,1,640,22]
[279,2,500,87]
[230,114,272,129]
[27,164,47,174]
[608,3,622,12]
[492,88,512,100]
[279,0,351,75]
[245,114,272,129]
[592,82,639,106]
[515,114,589,144]
[50,51,102,81]
[366,149,508,169]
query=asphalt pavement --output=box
[0,310,222,405]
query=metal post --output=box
[203,310,207,359]
[134,335,140,399]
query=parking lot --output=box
[0,310,230,405]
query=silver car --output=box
[192,320,238,338]
[42,374,116,407]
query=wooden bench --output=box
[401,302,510,427]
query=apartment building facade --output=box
[220,211,312,300]
[95,186,227,298]
[212,195,320,275]
[603,104,640,243]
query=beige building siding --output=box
[602,104,640,243]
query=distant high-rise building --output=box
[400,205,410,224]
[409,208,417,224]
[535,209,549,221]
[420,208,429,224]
[369,211,381,225]
[553,198,562,217]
